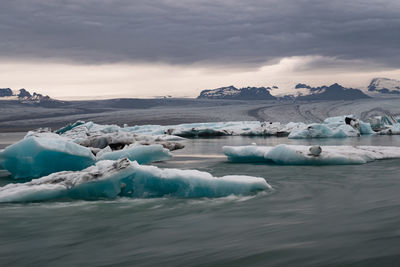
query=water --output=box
[1,134,400,266]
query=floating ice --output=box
[97,144,172,164]
[0,132,173,179]
[223,144,400,165]
[288,123,358,139]
[288,115,375,139]
[0,159,270,202]
[59,120,304,139]
[58,116,379,140]
[0,134,96,178]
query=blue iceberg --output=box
[0,134,96,178]
[0,132,174,179]
[0,159,271,202]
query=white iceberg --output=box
[96,144,172,164]
[288,123,358,139]
[0,159,270,202]
[58,116,377,141]
[288,115,374,139]
[60,120,303,139]
[378,123,400,135]
[223,144,400,165]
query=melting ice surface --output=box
[0,159,270,203]
[223,144,400,165]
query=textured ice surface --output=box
[223,144,400,165]
[0,159,270,202]
[288,123,358,139]
[59,116,378,141]
[56,114,383,142]
[0,134,96,178]
[97,144,171,164]
[288,115,374,139]
[60,120,304,139]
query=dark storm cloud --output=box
[0,0,399,67]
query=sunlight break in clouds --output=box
[1,57,400,99]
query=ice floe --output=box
[0,158,270,202]
[223,144,400,165]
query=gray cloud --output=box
[0,0,399,68]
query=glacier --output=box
[0,158,271,203]
[223,144,400,165]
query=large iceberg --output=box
[0,133,96,178]
[223,144,400,165]
[0,132,173,179]
[0,159,270,203]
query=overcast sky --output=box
[1,0,399,99]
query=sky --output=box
[0,0,399,99]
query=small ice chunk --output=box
[96,144,172,164]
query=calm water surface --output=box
[1,134,400,266]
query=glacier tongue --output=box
[0,159,271,203]
[223,144,400,165]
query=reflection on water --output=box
[1,134,400,266]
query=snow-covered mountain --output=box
[288,83,370,101]
[198,83,369,101]
[0,88,57,103]
[198,86,276,100]
[368,78,400,94]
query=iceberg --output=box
[57,116,377,141]
[378,123,400,135]
[288,123,358,139]
[60,120,304,139]
[0,134,96,178]
[0,159,270,203]
[0,132,174,179]
[288,115,375,139]
[223,144,400,165]
[96,144,172,164]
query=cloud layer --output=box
[1,0,399,68]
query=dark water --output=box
[1,134,400,266]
